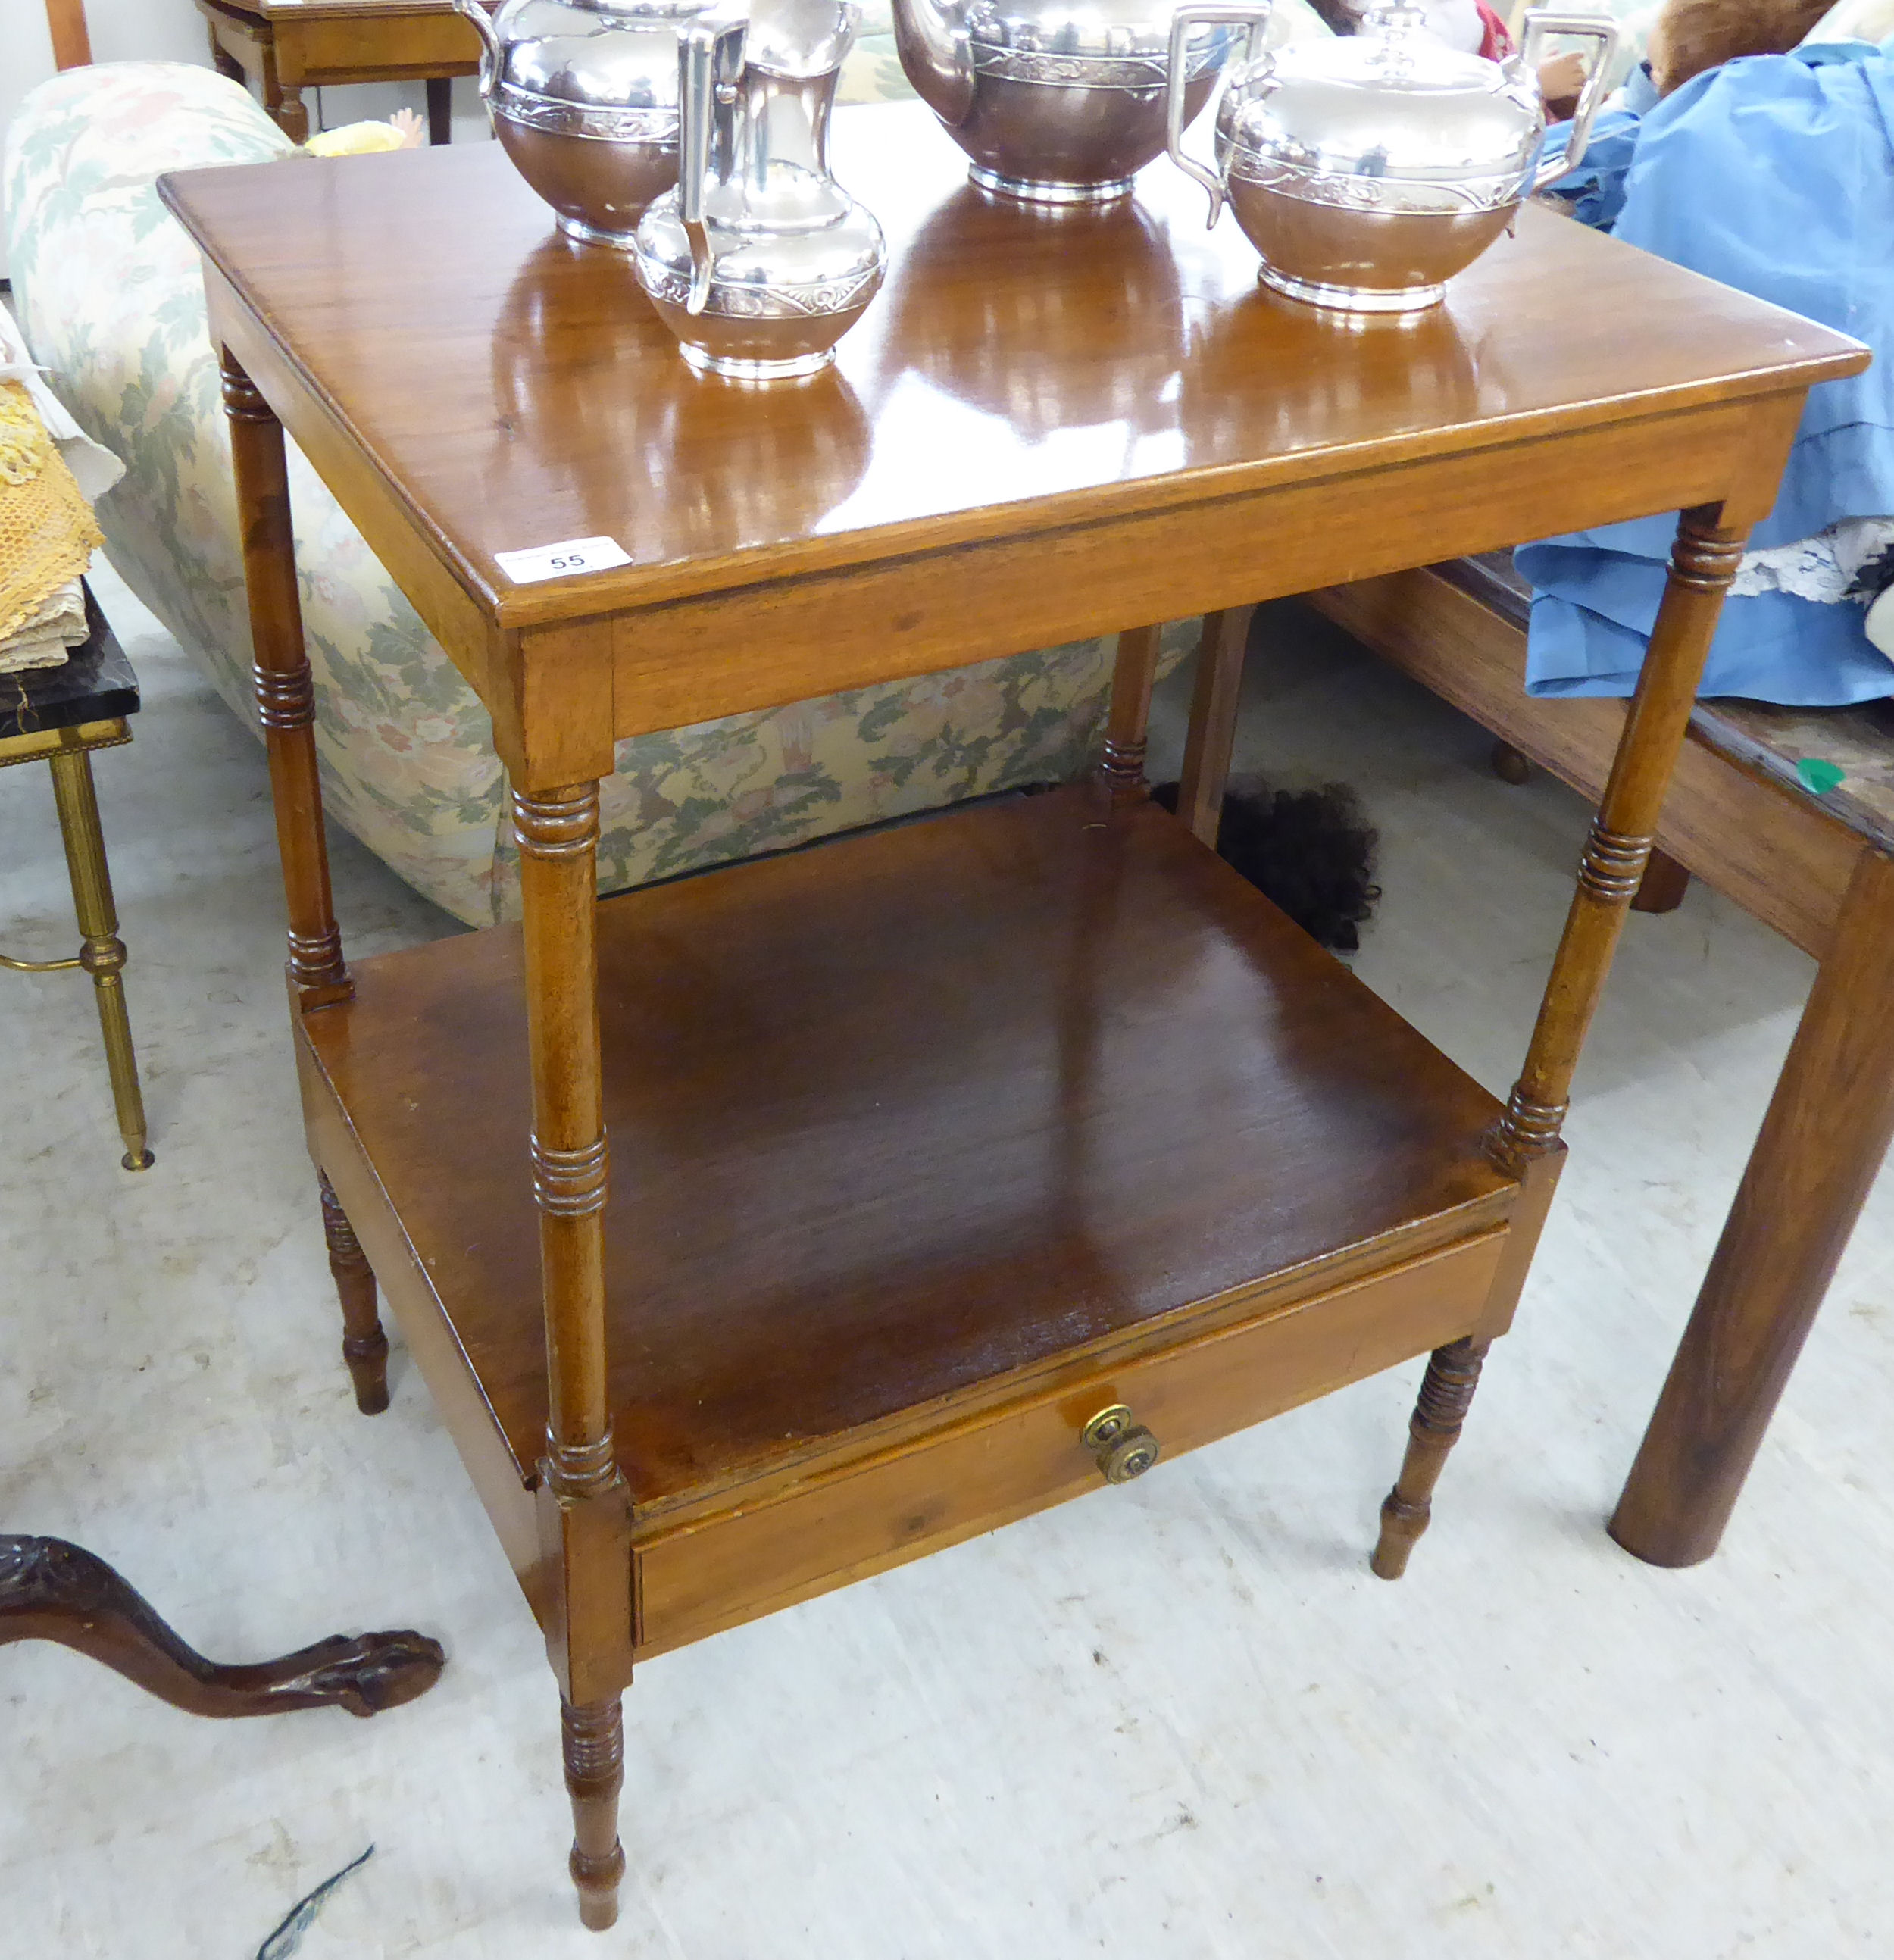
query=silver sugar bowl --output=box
[895,0,1249,207]
[1167,0,1619,311]
[634,0,887,379]
[455,0,713,249]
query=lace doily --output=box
[1729,517,1894,602]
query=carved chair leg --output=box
[319,1171,390,1414]
[1371,1337,1491,1580]
[563,1694,627,1931]
[0,1536,443,1718]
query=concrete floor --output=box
[4,564,1891,1959]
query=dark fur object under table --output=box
[1152,779,1381,952]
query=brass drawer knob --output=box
[1081,1403,1161,1485]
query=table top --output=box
[161,104,1868,639]
[0,588,137,748]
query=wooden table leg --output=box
[1175,606,1257,846]
[46,746,154,1171]
[1610,844,1894,1565]
[1631,845,1691,914]
[222,349,392,1412]
[514,780,633,1933]
[1372,505,1750,1579]
[1098,624,1162,799]
[427,75,455,145]
[2,1536,442,1718]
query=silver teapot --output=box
[633,0,887,378]
[1166,0,1619,311]
[455,0,713,249]
[895,0,1251,206]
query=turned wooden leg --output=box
[1371,508,1751,1577]
[1631,846,1691,914]
[563,1695,627,1931]
[267,55,311,145]
[515,780,635,1929]
[47,747,153,1171]
[1098,624,1163,800]
[319,1171,390,1414]
[1175,606,1258,846]
[1490,739,1531,786]
[1611,845,1894,1565]
[1372,1338,1491,1579]
[0,1536,442,1718]
[222,348,352,1016]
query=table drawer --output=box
[635,1228,1505,1656]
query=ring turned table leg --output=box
[514,780,634,1932]
[223,349,384,1406]
[1610,845,1894,1565]
[320,1170,391,1413]
[1099,624,1164,799]
[1372,505,1751,1577]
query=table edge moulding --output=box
[157,102,1868,1930]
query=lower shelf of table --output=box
[298,785,1525,1652]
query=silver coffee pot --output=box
[633,0,887,379]
[895,0,1251,206]
[455,0,714,249]
[1165,0,1618,311]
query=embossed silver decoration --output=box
[456,0,716,249]
[633,0,888,380]
[1166,0,1619,312]
[895,0,1248,206]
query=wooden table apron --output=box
[166,111,1867,1924]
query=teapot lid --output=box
[1233,0,1540,184]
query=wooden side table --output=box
[160,117,1867,1927]
[1,589,153,1171]
[197,0,486,145]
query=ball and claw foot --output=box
[1370,1337,1491,1580]
[0,1535,444,1718]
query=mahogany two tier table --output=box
[159,105,1866,1928]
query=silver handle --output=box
[1165,2,1274,230]
[452,0,502,101]
[677,0,749,316]
[1522,9,1622,192]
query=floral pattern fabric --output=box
[3,61,1190,926]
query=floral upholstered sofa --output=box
[2,55,1199,926]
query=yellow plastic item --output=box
[303,121,411,158]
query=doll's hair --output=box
[1650,0,1834,93]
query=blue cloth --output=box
[1518,42,1894,702]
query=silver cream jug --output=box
[1166,0,1619,311]
[633,0,887,378]
[455,0,714,249]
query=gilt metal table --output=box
[160,105,1866,1928]
[1,588,152,1171]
